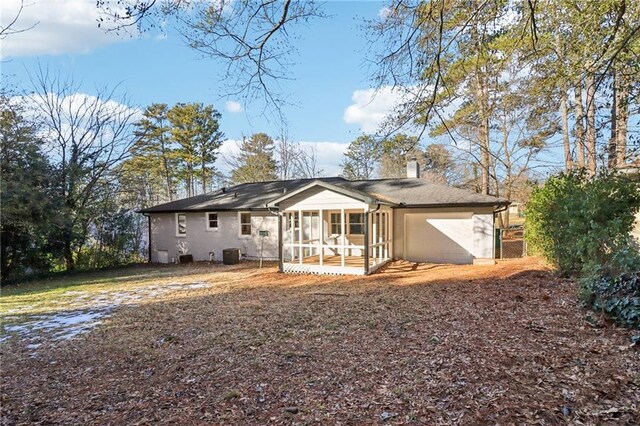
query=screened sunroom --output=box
[268,181,395,275]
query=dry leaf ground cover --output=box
[1,258,639,425]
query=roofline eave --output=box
[266,180,384,208]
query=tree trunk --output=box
[64,239,75,271]
[556,34,572,172]
[560,90,572,171]
[475,77,490,195]
[480,117,491,195]
[608,68,617,168]
[161,139,173,201]
[585,73,597,176]
[574,84,586,168]
[501,117,512,228]
[0,234,9,280]
[615,66,629,165]
[163,154,173,201]
[201,157,207,194]
[186,162,193,197]
[471,22,491,196]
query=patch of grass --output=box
[0,263,262,316]
[223,390,242,401]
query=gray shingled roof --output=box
[138,177,508,213]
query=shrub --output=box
[525,169,640,276]
[526,169,640,329]
[582,272,640,329]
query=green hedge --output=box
[525,170,640,277]
[525,170,640,329]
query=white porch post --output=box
[298,210,303,265]
[383,211,388,261]
[289,212,294,261]
[376,211,384,263]
[372,212,378,267]
[363,209,370,274]
[340,208,346,268]
[387,209,394,259]
[318,209,324,266]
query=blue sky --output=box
[1,0,398,176]
[5,0,627,179]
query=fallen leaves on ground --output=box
[1,258,638,425]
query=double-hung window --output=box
[348,212,365,235]
[330,213,342,234]
[176,213,187,236]
[239,212,251,236]
[206,212,218,231]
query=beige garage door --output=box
[404,213,474,264]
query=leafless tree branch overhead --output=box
[96,0,325,119]
[0,0,39,39]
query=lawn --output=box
[1,258,638,424]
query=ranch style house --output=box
[139,160,509,275]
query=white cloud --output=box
[378,6,392,19]
[13,92,141,153]
[214,139,348,177]
[297,141,349,176]
[343,86,407,133]
[0,0,134,58]
[225,100,243,113]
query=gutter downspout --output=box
[365,204,381,275]
[267,205,283,273]
[494,204,509,226]
[364,210,369,275]
[363,204,382,276]
[493,204,510,260]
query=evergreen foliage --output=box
[340,135,382,180]
[526,170,640,276]
[230,133,278,183]
[0,101,56,279]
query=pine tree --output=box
[0,99,56,279]
[378,134,421,178]
[168,103,224,196]
[131,103,177,201]
[341,135,382,180]
[230,133,278,183]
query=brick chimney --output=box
[406,157,420,178]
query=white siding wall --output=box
[473,212,495,258]
[393,207,495,262]
[278,186,368,211]
[149,211,279,263]
[148,203,496,265]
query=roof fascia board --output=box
[137,207,271,214]
[393,201,510,209]
[267,180,377,207]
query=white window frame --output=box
[347,212,365,235]
[330,212,342,235]
[175,213,187,237]
[205,212,219,231]
[238,211,252,238]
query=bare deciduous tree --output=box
[293,144,323,179]
[275,130,323,180]
[28,67,137,270]
[0,0,38,39]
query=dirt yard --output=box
[1,258,638,425]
